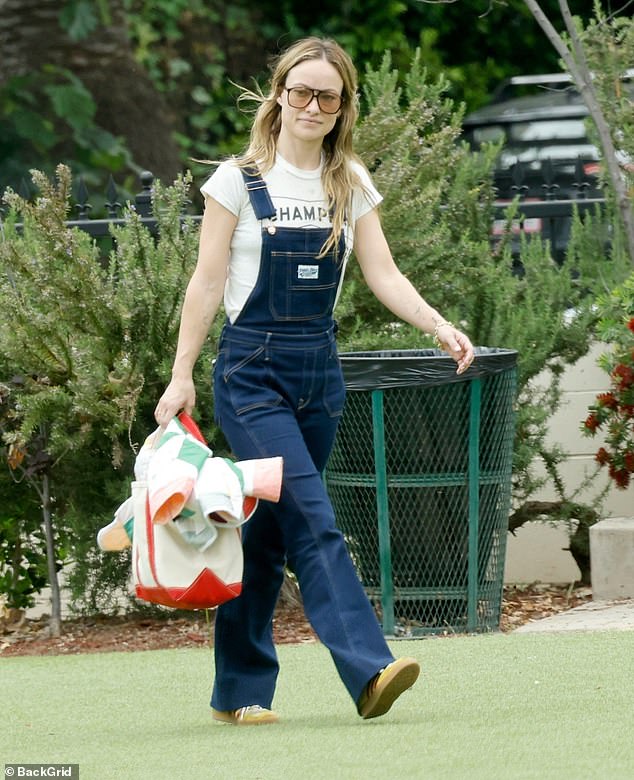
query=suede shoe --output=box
[212,705,279,725]
[357,657,420,719]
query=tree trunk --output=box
[0,0,181,183]
[523,0,634,265]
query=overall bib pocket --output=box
[269,252,339,321]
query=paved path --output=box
[514,598,634,633]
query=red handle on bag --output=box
[177,412,206,444]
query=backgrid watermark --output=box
[5,766,79,778]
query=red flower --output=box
[597,392,618,409]
[584,413,600,433]
[627,317,634,333]
[612,363,634,390]
[613,363,634,391]
[595,447,611,466]
[608,462,630,488]
[615,469,631,489]
[625,451,634,473]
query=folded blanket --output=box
[97,416,283,552]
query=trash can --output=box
[325,347,517,636]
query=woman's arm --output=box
[353,208,474,374]
[154,198,237,426]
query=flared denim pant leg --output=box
[210,332,394,711]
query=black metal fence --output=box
[1,170,201,241]
[2,163,606,260]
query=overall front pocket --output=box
[269,252,339,321]
[220,343,283,416]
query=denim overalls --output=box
[210,168,394,712]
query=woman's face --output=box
[277,58,344,145]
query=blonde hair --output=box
[235,37,365,257]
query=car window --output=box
[508,119,588,141]
[468,118,600,172]
[499,143,599,168]
[471,125,506,144]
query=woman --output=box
[155,37,474,725]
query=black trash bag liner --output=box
[339,347,518,392]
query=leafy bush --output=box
[0,66,134,200]
[0,466,49,611]
[0,165,218,614]
[583,273,634,489]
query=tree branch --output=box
[523,0,634,263]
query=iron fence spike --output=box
[75,176,92,218]
[105,175,121,218]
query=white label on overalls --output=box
[297,265,319,280]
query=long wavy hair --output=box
[235,37,365,256]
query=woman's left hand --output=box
[435,323,475,375]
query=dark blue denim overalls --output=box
[210,168,394,712]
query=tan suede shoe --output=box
[212,705,280,725]
[357,657,420,719]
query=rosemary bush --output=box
[0,166,217,613]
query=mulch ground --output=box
[0,584,593,657]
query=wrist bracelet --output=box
[433,320,454,348]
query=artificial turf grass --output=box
[3,631,634,780]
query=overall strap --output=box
[240,167,276,220]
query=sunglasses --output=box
[284,86,343,114]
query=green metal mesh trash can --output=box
[325,347,517,636]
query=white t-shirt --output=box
[200,154,382,323]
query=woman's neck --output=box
[276,133,323,171]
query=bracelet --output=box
[433,320,454,348]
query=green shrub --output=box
[0,466,49,611]
[0,166,219,614]
[582,273,634,489]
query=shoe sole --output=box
[359,658,420,719]
[212,709,279,726]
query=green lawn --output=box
[3,631,634,779]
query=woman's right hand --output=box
[154,376,196,428]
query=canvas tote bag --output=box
[132,414,257,610]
